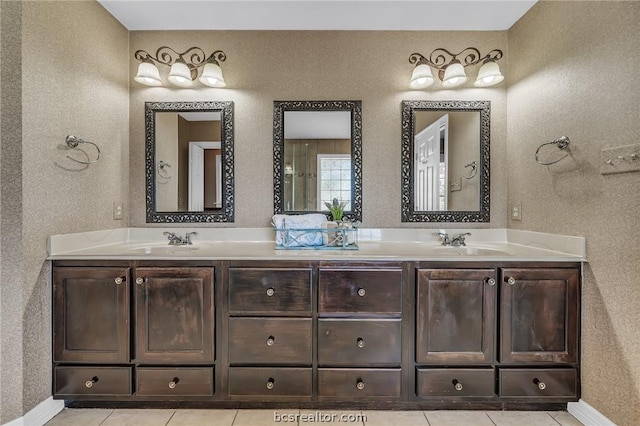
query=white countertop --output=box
[47,228,586,262]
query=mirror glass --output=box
[274,101,362,221]
[145,101,234,223]
[401,100,490,222]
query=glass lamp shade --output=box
[167,60,194,88]
[410,64,435,89]
[199,62,227,87]
[442,61,468,88]
[133,61,162,86]
[474,60,504,87]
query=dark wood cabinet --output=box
[500,268,579,364]
[134,267,215,363]
[52,260,580,408]
[53,267,130,363]
[228,318,312,365]
[416,269,496,364]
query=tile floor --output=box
[45,408,584,426]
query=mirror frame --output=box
[273,100,363,221]
[145,101,235,223]
[401,100,490,222]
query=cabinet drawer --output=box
[318,319,401,366]
[499,368,577,398]
[136,367,214,396]
[318,269,402,315]
[417,368,495,397]
[229,268,311,315]
[229,318,312,365]
[229,367,312,396]
[318,368,401,397]
[55,366,132,396]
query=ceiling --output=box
[98,0,537,31]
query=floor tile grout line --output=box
[484,410,498,425]
[230,408,239,426]
[97,408,115,426]
[164,409,177,426]
[422,410,432,426]
[547,411,565,426]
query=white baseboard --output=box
[2,397,64,426]
[568,399,617,426]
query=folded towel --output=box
[272,214,328,247]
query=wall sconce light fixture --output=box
[409,47,503,89]
[134,46,227,88]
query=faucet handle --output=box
[163,231,176,238]
[184,232,197,244]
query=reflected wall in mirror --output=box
[401,100,490,222]
[274,101,362,221]
[145,101,234,223]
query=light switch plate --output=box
[601,143,640,175]
[511,202,522,221]
[113,202,124,220]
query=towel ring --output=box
[65,135,101,165]
[157,161,172,179]
[535,136,570,165]
[462,161,478,180]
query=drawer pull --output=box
[266,378,275,390]
[266,335,275,346]
[356,379,365,390]
[533,378,546,390]
[486,277,496,286]
[507,276,516,285]
[452,379,463,391]
[356,337,365,348]
[168,377,180,389]
[85,376,99,388]
[114,277,124,285]
[135,277,145,285]
[357,288,366,297]
[266,287,275,297]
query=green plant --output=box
[325,198,347,221]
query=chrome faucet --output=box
[437,231,471,246]
[163,231,197,245]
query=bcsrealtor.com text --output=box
[274,411,368,423]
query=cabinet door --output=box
[416,269,496,364]
[53,267,130,363]
[500,268,579,364]
[135,267,214,363]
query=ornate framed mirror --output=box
[401,100,490,222]
[273,100,362,221]
[145,101,234,222]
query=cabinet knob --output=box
[266,378,275,390]
[85,376,99,388]
[356,337,365,348]
[486,278,496,286]
[114,277,124,285]
[356,379,365,390]
[357,288,366,297]
[135,277,145,285]
[266,335,275,346]
[452,379,463,391]
[168,377,179,389]
[507,276,516,285]
[266,287,275,297]
[533,378,546,390]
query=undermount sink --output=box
[121,242,208,255]
[429,245,511,256]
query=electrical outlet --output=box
[450,178,462,192]
[113,202,124,220]
[511,202,522,221]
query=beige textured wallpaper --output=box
[0,1,129,422]
[507,2,640,425]
[129,30,508,228]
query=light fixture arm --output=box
[409,48,503,81]
[134,47,227,81]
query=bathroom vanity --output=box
[49,228,584,410]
